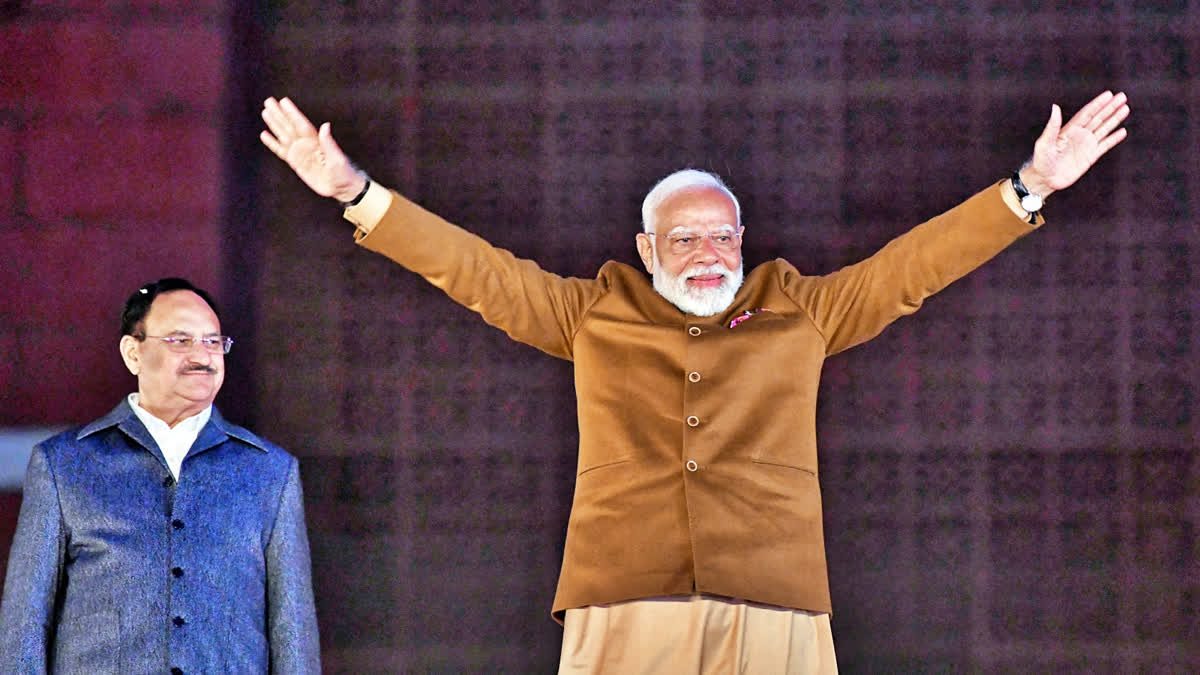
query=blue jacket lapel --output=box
[78,399,171,474]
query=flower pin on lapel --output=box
[729,308,775,328]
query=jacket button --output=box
[686,415,700,427]
[172,567,184,578]
[173,616,186,627]
[688,326,702,336]
[162,476,174,488]
[688,371,701,383]
[171,669,183,675]
[686,460,698,472]
[172,519,185,530]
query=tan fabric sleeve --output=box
[350,187,605,360]
[783,180,1041,356]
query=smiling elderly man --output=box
[261,90,1128,673]
[0,278,320,674]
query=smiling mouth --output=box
[687,273,725,287]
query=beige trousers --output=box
[558,595,838,674]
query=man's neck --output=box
[132,393,208,429]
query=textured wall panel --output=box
[251,0,1197,671]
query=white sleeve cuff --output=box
[343,180,393,236]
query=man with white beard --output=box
[640,170,746,317]
[261,90,1129,673]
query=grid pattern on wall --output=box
[257,2,1198,671]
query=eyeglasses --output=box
[647,227,743,256]
[139,335,233,354]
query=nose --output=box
[692,235,721,263]
[186,340,216,363]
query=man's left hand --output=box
[1020,90,1130,198]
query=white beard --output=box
[653,259,744,317]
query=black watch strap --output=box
[1010,171,1042,224]
[341,176,371,208]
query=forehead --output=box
[655,186,738,229]
[144,290,221,333]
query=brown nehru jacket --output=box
[350,180,1040,621]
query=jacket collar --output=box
[78,398,269,456]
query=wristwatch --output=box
[1010,171,1042,223]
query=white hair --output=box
[640,169,741,233]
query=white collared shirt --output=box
[127,393,212,480]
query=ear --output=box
[636,233,655,274]
[119,335,142,376]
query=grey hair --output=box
[640,169,741,233]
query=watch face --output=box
[1021,194,1043,213]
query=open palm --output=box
[1025,91,1129,196]
[260,97,364,202]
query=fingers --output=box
[1096,126,1128,158]
[259,129,286,159]
[1047,90,1129,155]
[261,97,291,140]
[279,97,319,136]
[261,96,320,152]
[1063,90,1114,130]
[1085,92,1130,160]
[1086,91,1128,133]
[1093,100,1130,139]
[260,98,293,157]
[261,97,294,140]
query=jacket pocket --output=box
[53,609,121,674]
[577,457,631,477]
[750,457,817,477]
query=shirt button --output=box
[686,415,700,427]
[173,616,186,627]
[688,326,702,336]
[172,519,185,530]
[686,460,698,472]
[172,567,184,578]
[688,371,701,383]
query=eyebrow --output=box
[163,330,221,337]
[665,224,737,236]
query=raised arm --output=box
[259,96,604,360]
[787,89,1131,355]
[260,97,367,203]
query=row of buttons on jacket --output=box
[686,326,703,473]
[168,500,187,675]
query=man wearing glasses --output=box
[0,278,320,674]
[261,90,1127,672]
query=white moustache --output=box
[682,264,731,281]
[653,260,745,317]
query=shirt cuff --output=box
[998,176,1044,226]
[343,180,393,238]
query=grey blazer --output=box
[0,400,320,674]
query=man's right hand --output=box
[260,97,366,203]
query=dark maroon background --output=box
[1,1,1196,672]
